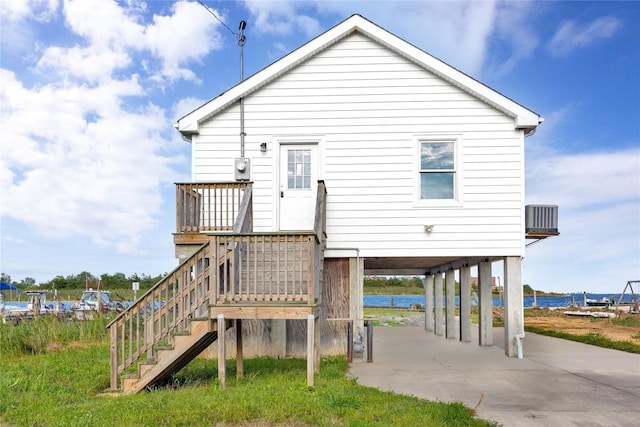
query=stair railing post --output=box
[110,322,119,390]
[235,319,243,378]
[218,313,226,388]
[307,313,315,386]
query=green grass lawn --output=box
[0,318,494,427]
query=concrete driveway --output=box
[348,326,640,426]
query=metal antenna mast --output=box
[239,21,247,158]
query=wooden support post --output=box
[478,261,493,346]
[425,274,434,333]
[235,319,243,378]
[434,273,444,336]
[110,324,118,390]
[347,320,353,363]
[314,314,320,374]
[307,314,315,386]
[445,270,456,339]
[366,320,373,363]
[218,314,226,387]
[460,266,472,342]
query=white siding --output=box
[193,32,526,258]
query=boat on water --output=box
[1,291,57,324]
[586,297,612,307]
[72,289,125,320]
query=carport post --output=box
[434,273,444,336]
[478,262,493,346]
[424,274,434,332]
[445,270,457,339]
[503,256,524,357]
[459,266,472,342]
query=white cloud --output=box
[144,1,224,81]
[242,0,322,37]
[172,96,207,122]
[525,144,640,292]
[242,0,539,78]
[526,147,639,209]
[63,0,146,50]
[0,70,172,253]
[0,0,225,256]
[0,0,59,22]
[0,0,60,54]
[487,1,539,76]
[38,45,132,82]
[548,16,623,56]
[524,200,640,293]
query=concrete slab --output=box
[348,326,640,426]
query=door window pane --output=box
[287,149,311,189]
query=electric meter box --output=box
[234,158,251,181]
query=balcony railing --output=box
[176,182,252,233]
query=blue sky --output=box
[1,1,638,293]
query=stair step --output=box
[121,319,219,394]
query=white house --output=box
[177,13,544,350]
[107,14,553,394]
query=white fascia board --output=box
[177,15,541,135]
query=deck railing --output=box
[107,242,212,390]
[213,232,319,304]
[108,181,326,390]
[176,182,252,233]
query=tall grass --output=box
[0,315,110,355]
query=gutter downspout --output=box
[515,332,525,359]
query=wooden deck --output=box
[107,181,326,393]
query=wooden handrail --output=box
[176,182,252,233]
[314,180,327,245]
[233,186,253,233]
[108,181,327,390]
[107,241,212,390]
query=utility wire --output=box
[196,0,239,36]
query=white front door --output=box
[279,144,318,230]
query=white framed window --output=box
[416,136,462,206]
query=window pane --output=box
[421,142,454,170]
[421,172,454,199]
[287,148,311,189]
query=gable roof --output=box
[176,14,542,135]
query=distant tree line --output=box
[364,276,424,288]
[0,271,166,291]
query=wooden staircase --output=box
[107,181,327,394]
[121,318,231,394]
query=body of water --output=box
[364,293,635,308]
